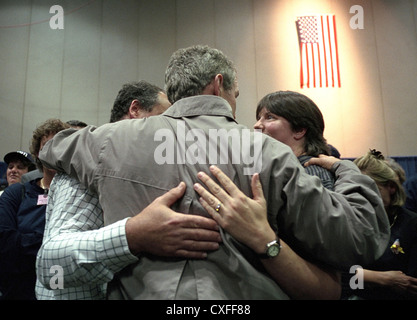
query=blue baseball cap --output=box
[4,151,34,165]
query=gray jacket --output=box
[39,95,390,299]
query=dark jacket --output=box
[0,180,46,300]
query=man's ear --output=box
[213,74,224,96]
[128,100,141,119]
[201,74,224,96]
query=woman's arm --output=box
[194,165,341,300]
[362,269,417,298]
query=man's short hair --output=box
[164,45,237,104]
[110,81,164,123]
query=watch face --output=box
[267,244,280,257]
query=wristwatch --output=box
[259,238,281,259]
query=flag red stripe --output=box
[305,44,310,88]
[299,44,304,88]
[326,16,335,87]
[333,15,341,87]
[317,44,322,87]
[310,44,316,88]
[321,15,328,87]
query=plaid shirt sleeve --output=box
[36,173,138,299]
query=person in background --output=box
[0,119,70,300]
[254,91,334,190]
[404,174,417,214]
[341,149,417,299]
[20,120,88,185]
[109,82,171,122]
[0,162,7,191]
[385,157,406,185]
[0,151,36,195]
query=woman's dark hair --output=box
[256,91,329,156]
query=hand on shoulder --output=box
[304,154,341,171]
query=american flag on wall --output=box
[296,15,341,88]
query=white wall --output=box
[1,0,416,159]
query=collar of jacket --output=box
[163,95,236,122]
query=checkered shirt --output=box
[35,173,138,300]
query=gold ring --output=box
[215,203,221,212]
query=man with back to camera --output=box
[35,81,221,299]
[39,45,390,299]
